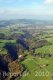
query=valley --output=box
[0,20,53,80]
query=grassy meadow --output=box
[0,29,53,80]
[20,31,53,80]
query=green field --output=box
[20,32,53,80]
[20,51,52,80]
[0,29,53,80]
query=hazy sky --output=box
[0,0,53,20]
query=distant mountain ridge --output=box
[0,19,53,29]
